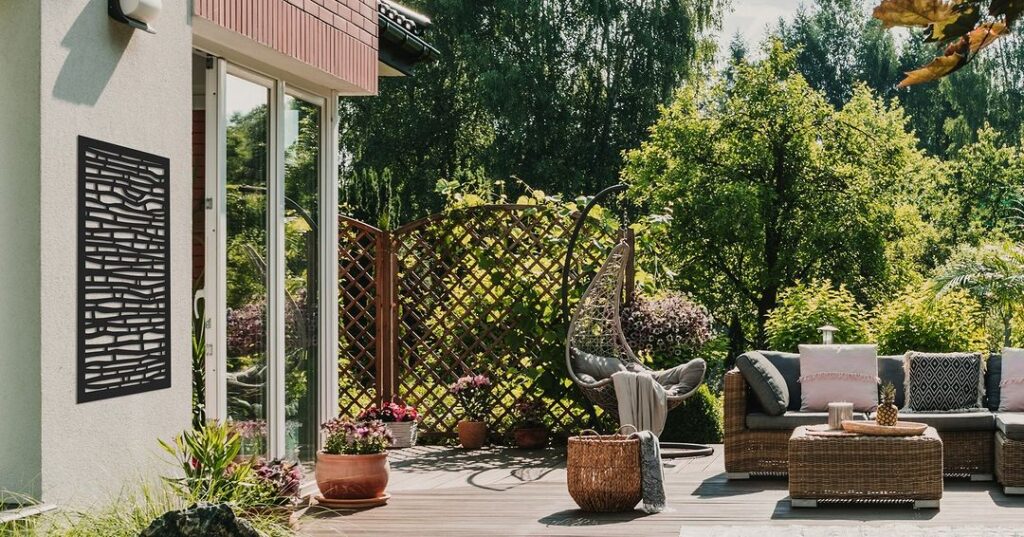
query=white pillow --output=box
[798,344,879,412]
[1001,347,1024,412]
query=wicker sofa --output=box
[724,350,1024,493]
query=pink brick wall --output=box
[194,0,378,94]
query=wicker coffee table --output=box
[788,425,943,509]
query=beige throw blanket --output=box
[611,370,668,436]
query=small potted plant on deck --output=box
[358,400,420,448]
[511,395,548,449]
[450,374,491,449]
[315,418,393,506]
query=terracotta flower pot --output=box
[457,420,487,449]
[315,452,390,500]
[513,426,548,449]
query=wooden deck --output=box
[299,445,1024,536]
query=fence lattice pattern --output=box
[337,218,383,419]
[338,205,625,435]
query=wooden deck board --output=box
[299,445,1024,536]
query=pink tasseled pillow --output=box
[1001,347,1024,412]
[798,344,879,412]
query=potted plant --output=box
[315,418,392,503]
[358,400,420,448]
[450,374,491,449]
[511,395,548,449]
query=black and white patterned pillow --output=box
[904,351,985,412]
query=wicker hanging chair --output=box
[566,240,712,457]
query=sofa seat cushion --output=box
[747,411,868,430]
[873,411,995,432]
[996,413,1024,440]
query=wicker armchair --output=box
[565,241,702,415]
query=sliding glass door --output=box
[203,56,336,465]
[283,92,322,463]
[224,72,272,457]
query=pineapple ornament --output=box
[876,382,899,426]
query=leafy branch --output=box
[873,0,1018,86]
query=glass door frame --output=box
[202,55,340,460]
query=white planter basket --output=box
[386,421,418,448]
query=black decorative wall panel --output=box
[78,136,171,402]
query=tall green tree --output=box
[768,0,1024,157]
[623,43,938,349]
[339,0,723,225]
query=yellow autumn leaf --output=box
[963,21,1008,53]
[872,0,956,28]
[897,53,967,87]
[927,4,980,41]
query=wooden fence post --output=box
[374,231,397,404]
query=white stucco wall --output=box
[0,1,43,501]
[37,0,192,506]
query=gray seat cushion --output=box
[996,412,1024,440]
[879,411,995,432]
[736,352,789,416]
[571,348,625,381]
[747,411,868,430]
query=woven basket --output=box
[567,427,642,512]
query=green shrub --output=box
[159,421,256,505]
[873,285,988,354]
[660,385,722,444]
[765,280,871,352]
[0,486,292,537]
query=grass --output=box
[0,484,294,537]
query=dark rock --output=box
[139,502,260,537]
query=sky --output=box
[717,0,802,59]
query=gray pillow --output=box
[736,351,789,416]
[571,348,626,381]
[987,353,1002,411]
[904,351,985,412]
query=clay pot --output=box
[315,452,390,500]
[513,427,549,449]
[457,420,487,449]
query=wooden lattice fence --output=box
[337,204,629,435]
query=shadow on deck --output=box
[299,445,1024,536]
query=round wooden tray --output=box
[804,424,859,436]
[841,420,928,436]
[314,493,391,509]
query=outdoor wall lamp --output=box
[108,0,160,34]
